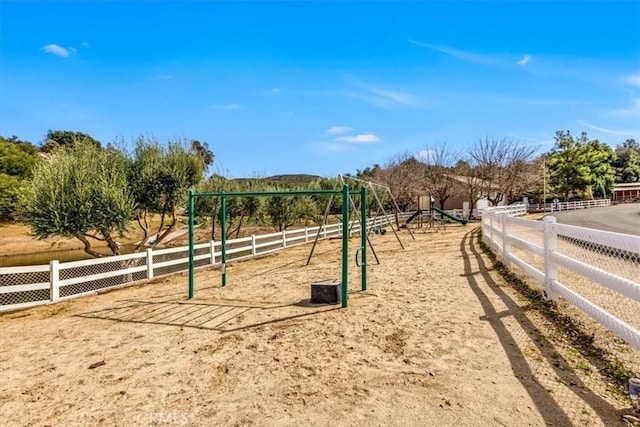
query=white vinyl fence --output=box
[482,206,640,349]
[0,215,398,313]
[525,198,610,212]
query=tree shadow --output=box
[461,228,625,426]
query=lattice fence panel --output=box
[0,289,50,307]
[0,270,50,307]
[152,246,209,277]
[59,257,147,298]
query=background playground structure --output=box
[406,195,469,231]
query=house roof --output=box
[613,182,640,191]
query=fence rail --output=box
[482,205,640,350]
[526,198,611,212]
[0,215,399,312]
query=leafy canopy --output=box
[18,141,135,255]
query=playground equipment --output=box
[306,175,413,266]
[338,174,415,245]
[406,196,468,230]
[187,185,368,308]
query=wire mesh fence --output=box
[482,207,640,350]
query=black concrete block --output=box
[310,279,342,304]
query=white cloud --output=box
[211,103,242,110]
[81,42,90,48]
[409,39,494,65]
[517,55,531,66]
[610,98,640,119]
[325,126,354,135]
[40,44,72,57]
[335,133,381,144]
[624,74,640,87]
[578,120,634,136]
[348,81,426,110]
[367,86,422,107]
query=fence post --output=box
[50,260,59,301]
[543,216,558,302]
[251,235,257,256]
[282,230,287,248]
[304,227,309,243]
[210,240,216,264]
[488,212,495,250]
[146,248,154,279]
[501,213,510,266]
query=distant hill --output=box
[233,174,325,188]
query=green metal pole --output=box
[188,189,195,299]
[341,184,349,308]
[221,194,227,287]
[360,186,367,291]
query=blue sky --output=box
[2,1,639,177]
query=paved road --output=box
[547,203,640,236]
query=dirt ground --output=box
[0,225,637,426]
[0,222,144,255]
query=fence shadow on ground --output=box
[461,228,626,426]
[75,298,339,333]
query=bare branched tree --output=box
[454,159,484,220]
[469,137,536,206]
[376,152,426,211]
[420,143,460,210]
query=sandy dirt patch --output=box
[0,225,635,426]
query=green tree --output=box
[127,137,206,249]
[356,164,381,180]
[18,141,135,256]
[41,130,102,153]
[547,131,587,200]
[0,136,39,177]
[191,140,215,174]
[194,176,264,239]
[0,175,21,220]
[0,136,40,220]
[613,139,640,183]
[582,139,615,198]
[547,131,615,200]
[266,188,318,231]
